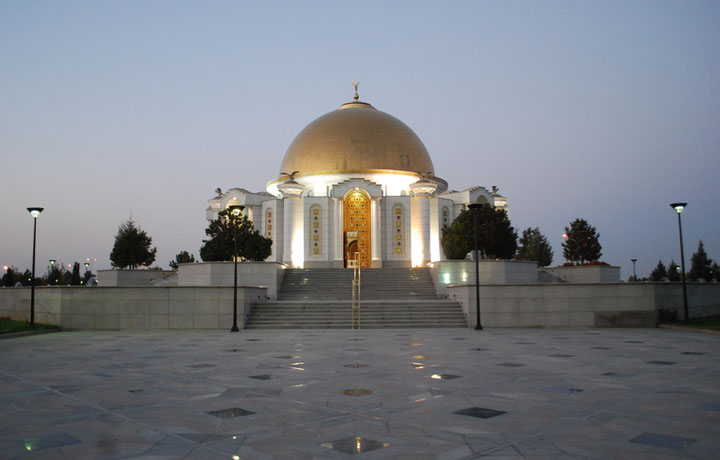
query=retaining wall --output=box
[0,286,267,330]
[447,283,720,328]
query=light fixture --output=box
[468,203,483,330]
[27,207,44,326]
[669,202,689,321]
[228,204,245,332]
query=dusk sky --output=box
[2,1,718,279]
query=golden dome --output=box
[279,101,435,175]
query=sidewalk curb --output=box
[658,324,720,335]
[0,328,62,340]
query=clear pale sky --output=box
[2,1,718,279]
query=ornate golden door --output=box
[344,191,371,268]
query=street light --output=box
[630,258,637,281]
[468,203,483,330]
[27,207,44,326]
[228,205,245,332]
[670,202,689,322]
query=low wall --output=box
[430,260,538,295]
[541,265,621,283]
[177,262,284,299]
[447,282,720,328]
[97,269,176,286]
[0,286,267,330]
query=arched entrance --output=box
[343,189,371,268]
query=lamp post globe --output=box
[228,205,245,332]
[26,207,44,326]
[669,203,689,322]
[467,203,484,330]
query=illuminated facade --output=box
[207,93,507,268]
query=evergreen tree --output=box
[200,209,272,262]
[649,260,668,281]
[169,251,196,269]
[1,267,21,287]
[562,218,602,265]
[712,262,720,282]
[516,227,554,267]
[441,206,518,260]
[667,260,681,281]
[46,264,64,285]
[82,270,95,285]
[689,240,714,281]
[70,262,82,285]
[110,220,157,269]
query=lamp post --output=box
[468,203,483,330]
[228,205,244,332]
[27,207,44,326]
[630,258,637,281]
[670,203,689,322]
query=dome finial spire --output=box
[351,78,360,101]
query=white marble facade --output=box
[206,97,508,269]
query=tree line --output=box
[2,262,94,287]
[93,205,716,281]
[108,211,272,270]
[440,207,602,268]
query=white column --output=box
[282,197,304,267]
[333,198,344,264]
[411,196,431,266]
[371,198,382,264]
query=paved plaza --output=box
[1,327,719,459]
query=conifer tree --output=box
[169,251,196,269]
[667,260,681,281]
[649,260,668,281]
[200,209,272,262]
[441,207,517,260]
[562,218,602,265]
[516,227,554,267]
[110,220,157,269]
[689,240,714,281]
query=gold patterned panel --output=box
[344,192,371,268]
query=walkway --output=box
[1,328,718,458]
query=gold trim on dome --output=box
[267,169,448,191]
[279,102,435,175]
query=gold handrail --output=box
[351,251,361,329]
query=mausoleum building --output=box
[207,90,507,268]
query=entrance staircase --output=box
[246,268,468,329]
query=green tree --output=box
[562,218,602,265]
[516,227,554,267]
[110,220,157,269]
[45,263,65,285]
[441,206,517,260]
[667,260,681,281]
[200,209,272,262]
[649,260,668,281]
[688,240,714,281]
[70,262,82,285]
[1,267,25,287]
[169,251,196,269]
[244,233,273,261]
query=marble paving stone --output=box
[321,435,389,454]
[0,328,718,458]
[454,407,507,419]
[696,403,720,411]
[207,407,256,418]
[629,432,696,450]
